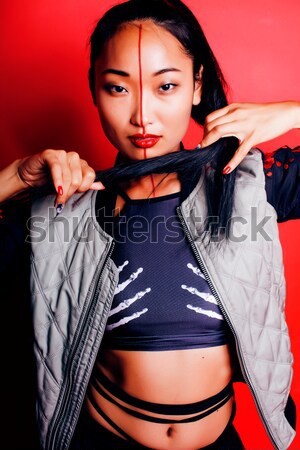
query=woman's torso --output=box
[86,174,235,449]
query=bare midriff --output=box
[86,345,235,449]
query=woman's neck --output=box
[119,172,180,199]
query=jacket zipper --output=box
[47,241,115,450]
[176,206,280,450]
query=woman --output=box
[0,1,299,449]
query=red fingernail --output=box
[223,166,231,175]
[57,185,63,196]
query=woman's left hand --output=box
[201,101,300,174]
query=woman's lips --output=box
[129,134,161,149]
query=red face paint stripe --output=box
[138,24,145,134]
[150,175,156,196]
[138,24,156,196]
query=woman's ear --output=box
[192,65,203,106]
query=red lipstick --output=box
[129,134,161,149]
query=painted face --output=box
[94,20,202,161]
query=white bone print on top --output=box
[183,263,224,321]
[187,305,224,320]
[107,308,149,331]
[115,266,143,295]
[187,263,206,279]
[117,260,129,272]
[108,261,151,330]
[181,284,218,305]
[109,288,151,317]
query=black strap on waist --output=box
[93,364,234,415]
[86,392,236,444]
[89,379,233,424]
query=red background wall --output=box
[0,1,299,448]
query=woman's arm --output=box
[0,159,30,203]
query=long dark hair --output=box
[89,0,239,243]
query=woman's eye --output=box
[159,83,177,92]
[104,85,127,94]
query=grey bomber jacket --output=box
[29,148,295,450]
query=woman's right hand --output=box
[201,101,300,174]
[0,149,104,206]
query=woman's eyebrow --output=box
[153,68,181,76]
[101,69,129,76]
[101,68,181,77]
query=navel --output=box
[167,426,174,437]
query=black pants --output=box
[70,408,245,450]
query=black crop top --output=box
[101,187,230,351]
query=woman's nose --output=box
[130,94,153,128]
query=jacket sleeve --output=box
[259,146,300,222]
